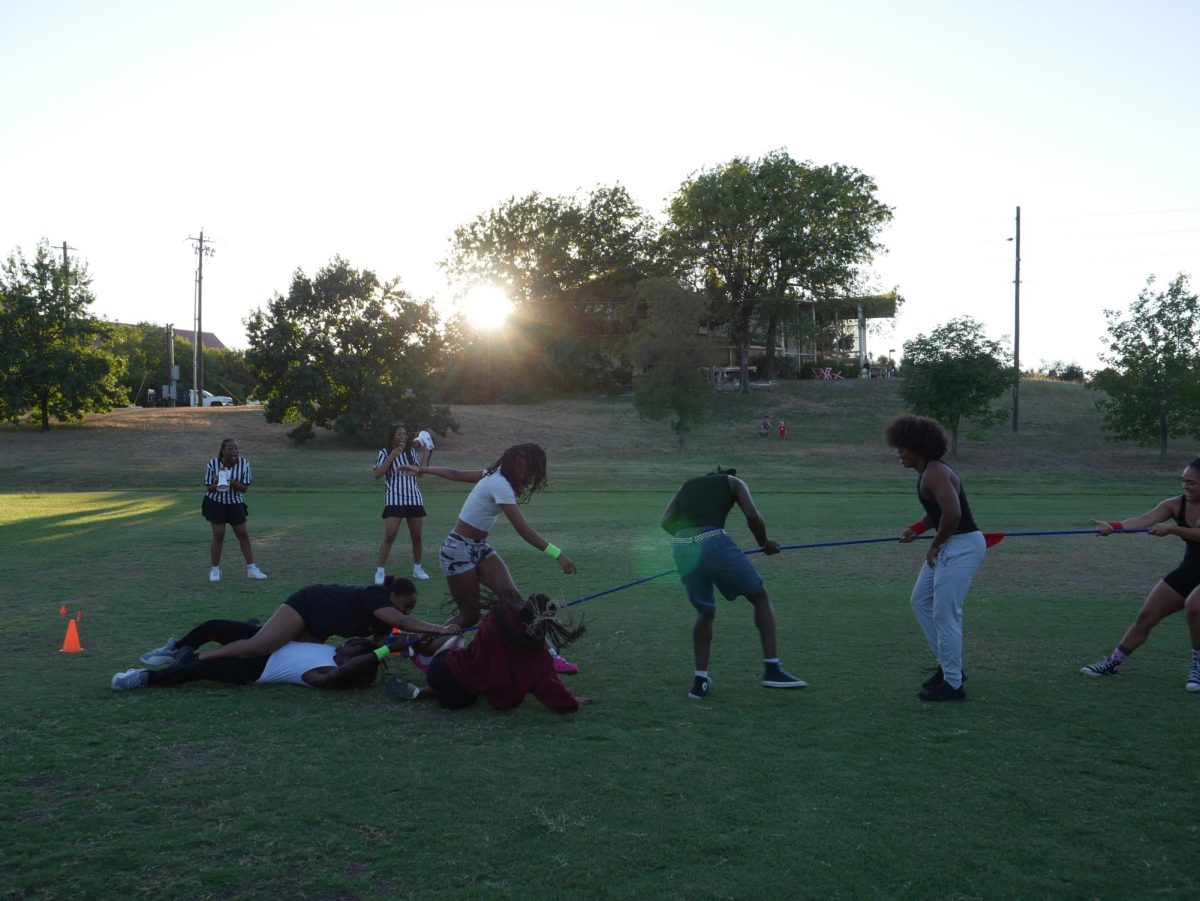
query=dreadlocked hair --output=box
[486,443,548,502]
[485,591,585,652]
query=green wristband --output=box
[374,646,391,661]
[544,542,562,560]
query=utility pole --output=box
[1012,206,1021,432]
[188,230,215,406]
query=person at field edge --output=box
[373,424,433,585]
[1080,457,1200,692]
[402,442,581,674]
[887,414,986,702]
[660,466,807,699]
[388,592,590,712]
[778,421,787,439]
[112,622,394,692]
[181,576,459,664]
[759,415,772,437]
[202,437,266,582]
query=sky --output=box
[3,0,1199,371]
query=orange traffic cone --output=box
[60,619,83,653]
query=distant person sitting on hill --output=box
[111,620,390,691]
[758,415,771,437]
[660,466,807,699]
[778,421,788,439]
[388,592,589,712]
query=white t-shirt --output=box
[457,469,518,532]
[255,642,338,686]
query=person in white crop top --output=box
[403,443,577,639]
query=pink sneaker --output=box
[553,656,580,675]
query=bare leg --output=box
[198,604,307,662]
[231,522,255,565]
[1184,587,1200,647]
[406,517,424,567]
[1117,581,1185,652]
[446,569,483,628]
[210,523,226,566]
[747,589,778,659]
[377,517,402,567]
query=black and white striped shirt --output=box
[375,447,424,507]
[204,457,252,504]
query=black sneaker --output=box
[387,677,422,700]
[922,666,968,689]
[762,667,808,689]
[688,676,710,700]
[918,681,965,702]
[1080,657,1121,677]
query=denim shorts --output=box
[671,530,763,614]
[439,532,495,577]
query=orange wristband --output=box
[909,521,929,535]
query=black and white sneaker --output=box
[387,677,423,700]
[1186,660,1200,693]
[688,676,710,700]
[1080,657,1121,677]
[762,667,807,689]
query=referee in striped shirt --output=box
[202,438,267,582]
[374,424,433,585]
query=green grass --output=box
[2,380,1198,899]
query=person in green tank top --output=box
[661,467,807,699]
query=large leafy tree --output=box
[0,241,127,430]
[245,257,457,444]
[444,185,664,395]
[900,317,1011,454]
[666,150,893,391]
[630,278,712,448]
[1089,274,1200,463]
[103,324,252,404]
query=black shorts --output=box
[427,650,479,710]
[382,504,427,520]
[1163,559,1200,597]
[202,497,248,525]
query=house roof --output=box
[171,328,227,351]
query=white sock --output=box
[694,670,709,679]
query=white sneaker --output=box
[209,566,221,582]
[374,568,386,586]
[412,564,430,580]
[111,669,149,691]
[246,564,267,580]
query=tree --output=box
[899,317,1011,454]
[629,278,712,448]
[666,150,893,392]
[1089,274,1200,463]
[0,241,127,430]
[245,257,458,444]
[444,185,665,395]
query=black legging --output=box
[146,619,268,687]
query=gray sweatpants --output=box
[909,530,986,689]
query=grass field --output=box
[2,379,1198,900]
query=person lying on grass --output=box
[164,575,459,666]
[111,620,397,691]
[388,592,589,713]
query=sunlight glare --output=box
[459,285,512,330]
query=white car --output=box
[191,390,234,407]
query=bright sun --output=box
[459,285,512,330]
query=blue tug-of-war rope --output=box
[559,527,1149,610]
[391,528,1149,643]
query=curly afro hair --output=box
[884,415,948,461]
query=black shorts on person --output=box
[282,583,393,643]
[1163,558,1200,597]
[382,504,427,520]
[202,497,248,525]
[427,650,479,710]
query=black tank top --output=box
[917,461,979,534]
[668,473,737,534]
[1170,496,1200,564]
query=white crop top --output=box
[255,642,338,686]
[457,469,518,532]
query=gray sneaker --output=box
[387,677,423,700]
[111,669,149,691]
[140,638,179,666]
[1187,659,1200,693]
